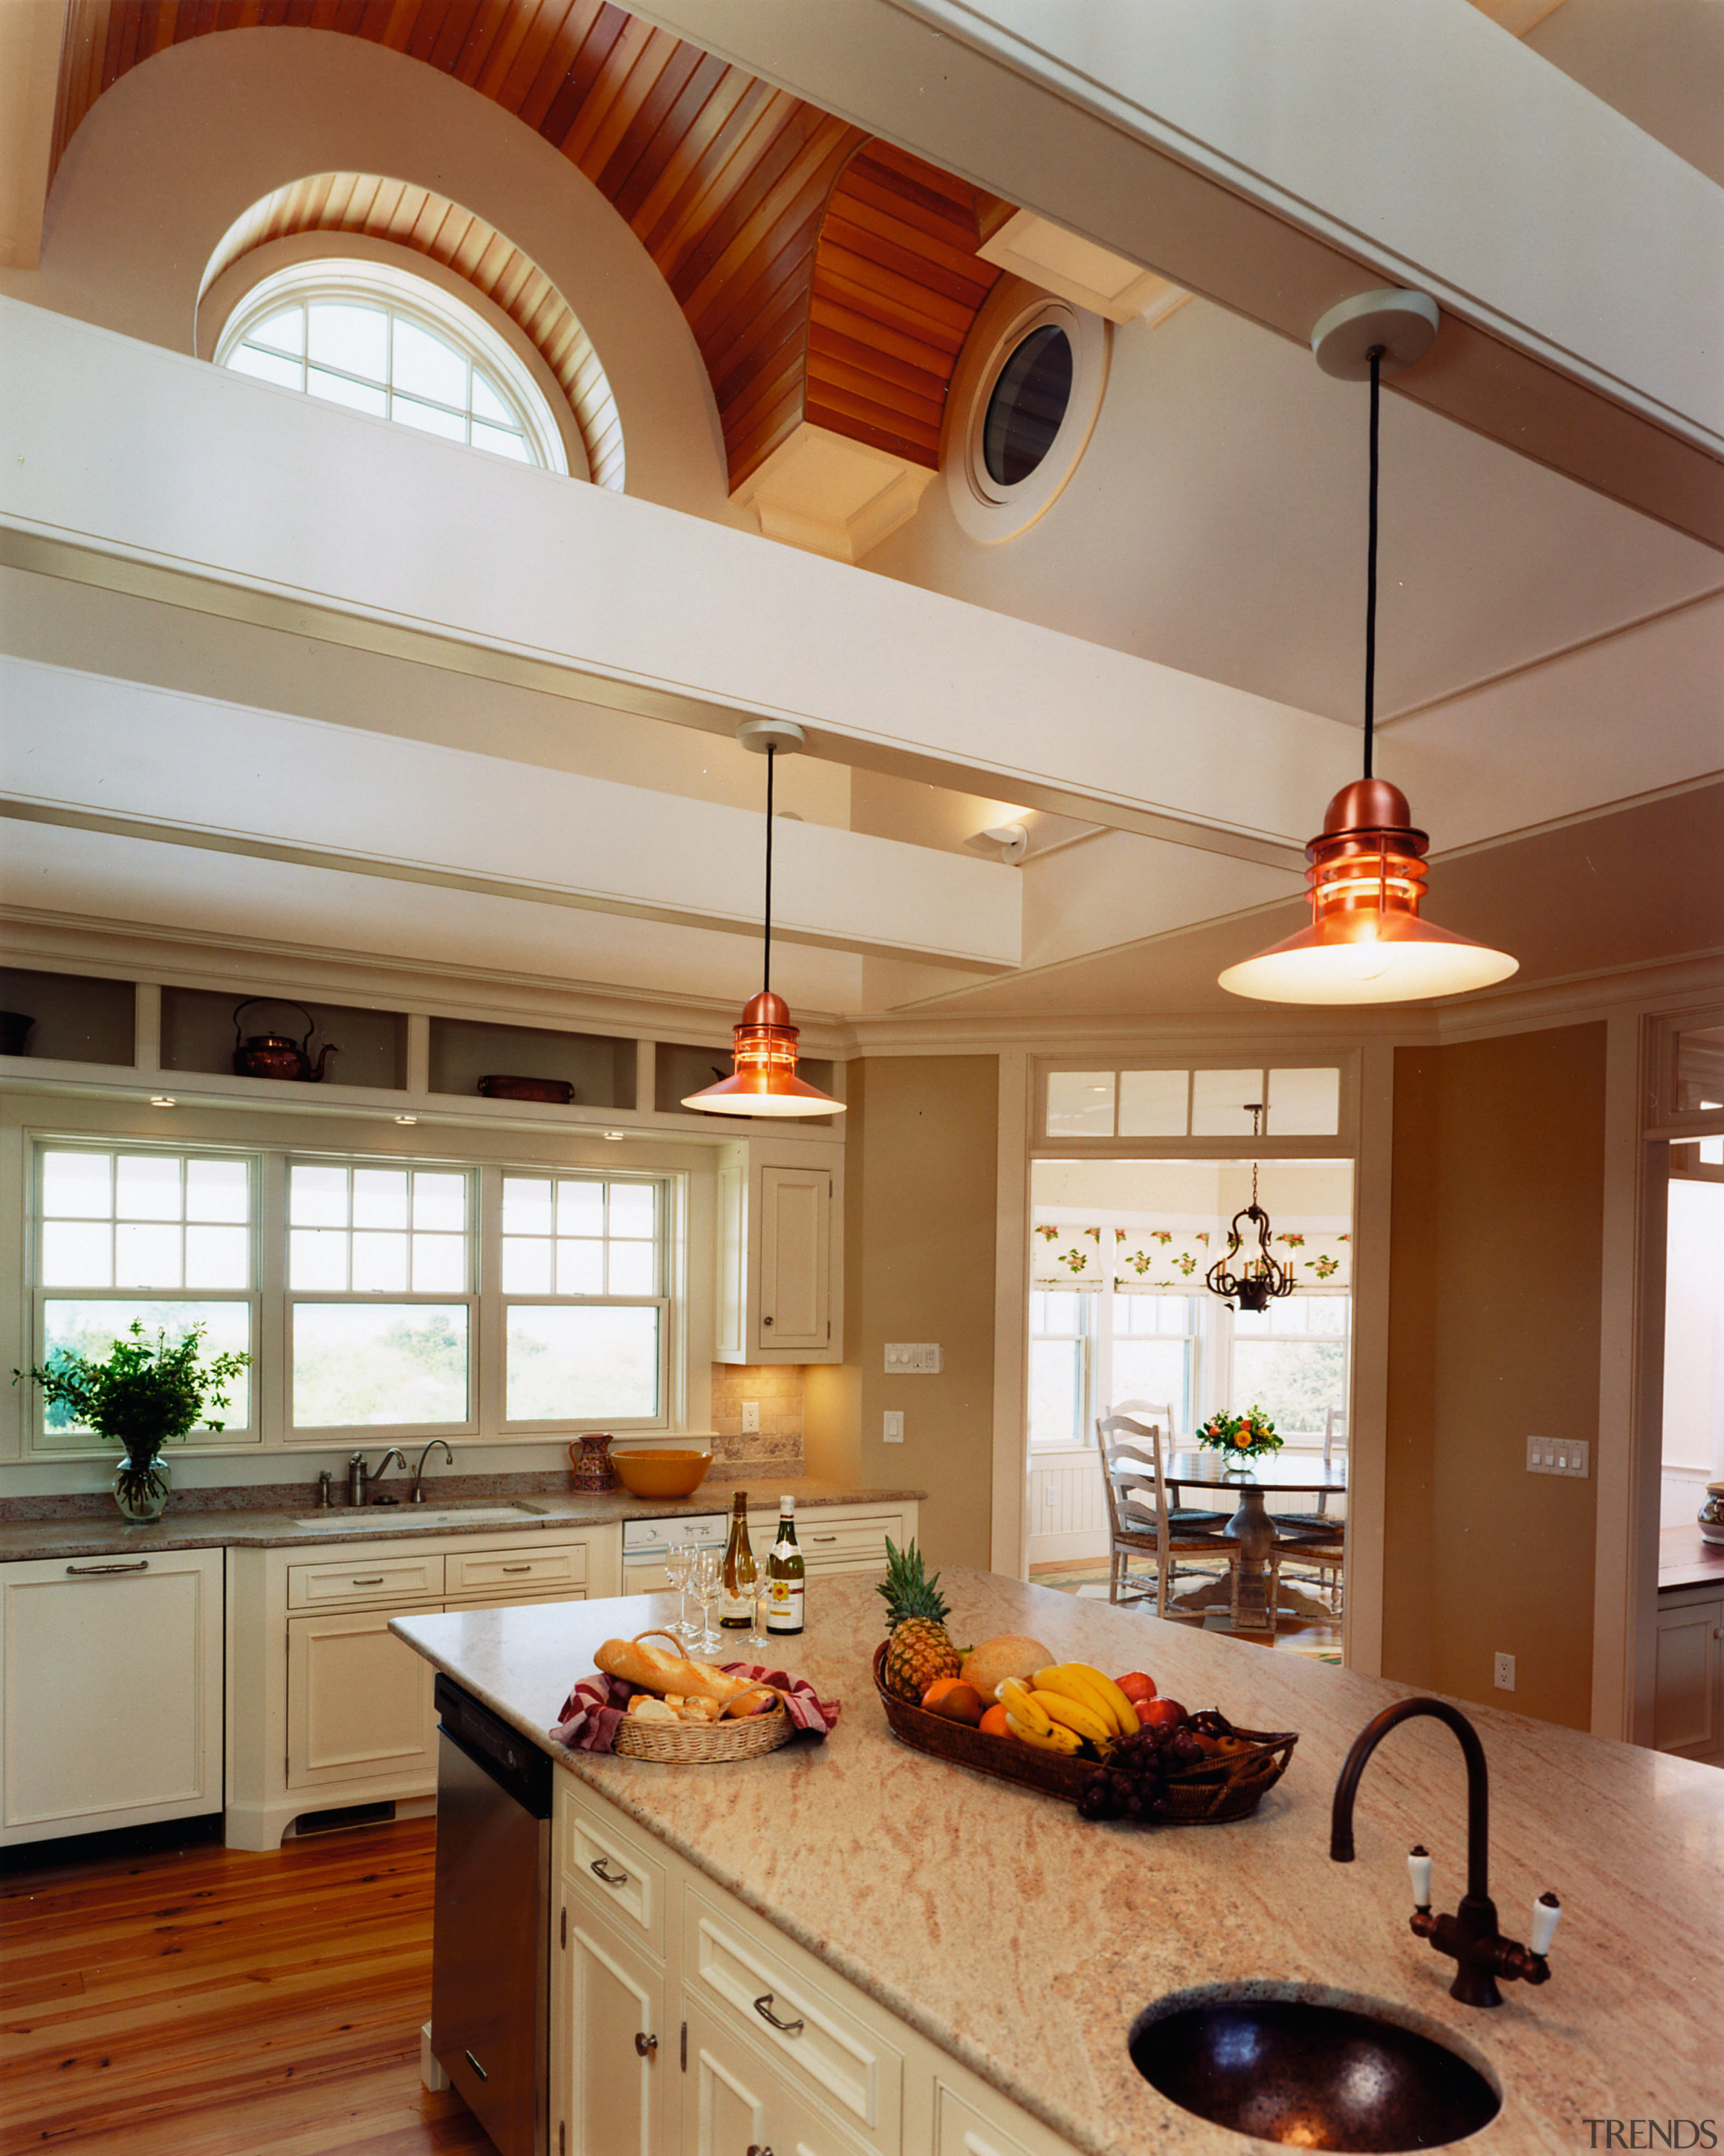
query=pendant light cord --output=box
[762,742,775,996]
[1364,344,1382,778]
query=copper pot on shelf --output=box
[232,999,338,1083]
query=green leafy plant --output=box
[14,1322,251,1509]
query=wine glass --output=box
[663,1544,694,1644]
[689,1548,722,1655]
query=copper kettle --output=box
[232,999,338,1083]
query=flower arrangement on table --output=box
[1196,1405,1284,1473]
[13,1322,251,1523]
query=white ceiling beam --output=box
[0,658,1022,973]
[626,0,1724,551]
[0,2,65,270]
[0,298,1350,871]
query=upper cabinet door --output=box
[758,1165,831,1357]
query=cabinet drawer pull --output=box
[590,1856,629,1887]
[464,2049,488,2082]
[350,1576,386,1586]
[65,1559,150,1576]
[634,2031,657,2058]
[752,1992,803,2036]
[501,1564,533,1574]
[809,1535,837,1544]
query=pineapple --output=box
[877,1537,963,1702]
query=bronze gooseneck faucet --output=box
[1331,1695,1561,2009]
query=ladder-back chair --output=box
[1095,1414,1236,1619]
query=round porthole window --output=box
[948,290,1108,543]
[983,324,1074,485]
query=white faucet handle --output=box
[1407,1846,1432,1909]
[1529,1892,1560,1957]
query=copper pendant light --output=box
[1219,291,1517,1007]
[682,720,847,1119]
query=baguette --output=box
[595,1636,766,1708]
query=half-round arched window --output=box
[216,259,569,473]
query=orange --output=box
[922,1677,985,1725]
[978,1702,1013,1739]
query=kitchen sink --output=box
[292,1503,551,1528]
[1129,1990,1500,2153]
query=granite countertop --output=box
[393,1572,1724,2156]
[0,1480,925,1563]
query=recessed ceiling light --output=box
[150,1095,176,1108]
[395,1114,419,1125]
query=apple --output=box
[1116,1671,1158,1703]
[1137,1697,1188,1733]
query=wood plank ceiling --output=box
[51,0,1009,492]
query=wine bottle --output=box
[765,1496,805,1636]
[719,1489,758,1629]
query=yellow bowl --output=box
[611,1448,713,1500]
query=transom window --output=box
[1045,1065,1341,1140]
[216,261,569,472]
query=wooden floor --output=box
[0,1817,492,2155]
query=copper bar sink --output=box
[1128,1992,1500,2151]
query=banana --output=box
[995,1678,1052,1736]
[1064,1656,1146,1742]
[1033,1664,1129,1739]
[1028,1688,1113,1747]
[1005,1712,1082,1754]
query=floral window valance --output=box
[1033,1219,1351,1293]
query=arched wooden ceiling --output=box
[203,171,627,489]
[51,1,1009,492]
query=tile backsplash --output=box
[708,1363,804,1481]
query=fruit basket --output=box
[871,1644,1296,1824]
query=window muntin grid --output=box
[32,1146,257,1443]
[500,1176,659,1298]
[217,264,568,473]
[1045,1065,1342,1140]
[288,1162,469,1294]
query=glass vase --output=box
[113,1447,171,1524]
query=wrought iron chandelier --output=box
[1205,1108,1294,1313]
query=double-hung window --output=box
[1228,1295,1351,1442]
[500,1174,669,1425]
[32,1144,257,1444]
[287,1160,474,1433]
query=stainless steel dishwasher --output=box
[432,1674,551,2156]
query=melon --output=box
[960,1635,1055,1701]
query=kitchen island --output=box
[393,1572,1724,2155]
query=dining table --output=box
[1160,1448,1347,1631]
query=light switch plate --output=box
[1526,1436,1589,1478]
[883,1411,904,1443]
[884,1343,941,1374]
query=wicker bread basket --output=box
[870,1644,1295,1823]
[608,1632,797,1765]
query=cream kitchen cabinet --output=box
[228,1524,618,1850]
[715,1142,842,1365]
[1653,1586,1724,1765]
[0,1547,224,1847]
[552,1777,1066,2156]
[745,1505,911,1584]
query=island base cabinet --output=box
[0,1547,224,1846]
[554,1779,1075,2156]
[684,2000,871,2156]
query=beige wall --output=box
[1383,1024,1606,1728]
[805,1056,999,1570]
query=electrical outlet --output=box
[884,1343,941,1374]
[1526,1436,1589,1478]
[1494,1652,1515,1692]
[883,1411,904,1444]
[739,1401,760,1434]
